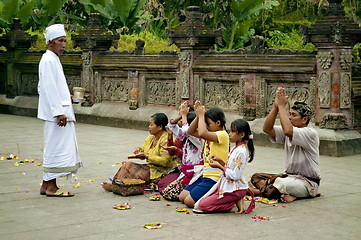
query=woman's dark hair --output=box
[187,112,196,124]
[230,119,254,163]
[205,107,226,130]
[150,113,168,131]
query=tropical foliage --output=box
[0,0,360,53]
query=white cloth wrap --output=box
[42,121,82,181]
[44,24,66,44]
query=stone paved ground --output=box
[1,114,360,240]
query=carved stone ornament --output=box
[256,76,266,118]
[147,81,176,106]
[179,52,191,68]
[330,21,345,44]
[204,80,241,111]
[102,77,128,102]
[308,77,316,118]
[318,72,332,108]
[239,76,246,117]
[321,113,348,129]
[340,72,351,109]
[178,52,191,99]
[81,51,92,65]
[317,51,334,69]
[84,38,97,50]
[266,85,311,113]
[20,74,38,95]
[181,69,190,99]
[340,50,353,70]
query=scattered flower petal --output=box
[71,182,81,188]
[176,208,187,212]
[149,196,161,201]
[143,222,162,229]
[113,203,131,210]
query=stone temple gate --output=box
[0,0,360,156]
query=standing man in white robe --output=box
[38,24,82,197]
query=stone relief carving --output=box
[81,51,92,65]
[266,86,311,112]
[94,71,101,103]
[194,75,200,101]
[308,77,316,118]
[66,75,81,94]
[239,76,246,117]
[330,21,344,44]
[204,81,240,111]
[318,72,331,108]
[179,52,191,67]
[84,38,96,50]
[102,77,128,101]
[20,74,38,95]
[340,50,352,70]
[321,113,348,129]
[181,69,190,99]
[178,52,191,99]
[317,51,334,69]
[256,76,266,118]
[340,72,351,109]
[147,81,176,105]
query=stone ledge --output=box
[1,95,360,157]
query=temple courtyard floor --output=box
[0,113,360,240]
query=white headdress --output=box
[44,24,66,45]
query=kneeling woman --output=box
[102,113,177,191]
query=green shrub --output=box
[265,29,317,51]
[353,43,361,63]
[111,31,179,54]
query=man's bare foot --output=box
[280,194,297,203]
[235,198,246,214]
[101,181,113,192]
[40,181,48,195]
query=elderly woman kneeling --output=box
[102,113,177,191]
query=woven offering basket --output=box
[112,178,146,196]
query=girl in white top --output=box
[194,119,255,214]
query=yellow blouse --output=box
[141,131,177,179]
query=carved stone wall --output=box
[196,76,242,112]
[146,80,177,106]
[99,73,129,102]
[318,71,332,108]
[340,72,351,109]
[19,74,38,95]
[266,85,312,113]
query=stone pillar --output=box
[72,13,119,105]
[0,19,36,98]
[167,6,221,104]
[302,0,361,129]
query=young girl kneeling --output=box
[194,119,255,214]
[179,101,229,208]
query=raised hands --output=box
[194,100,205,116]
[179,100,190,116]
[275,86,288,108]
